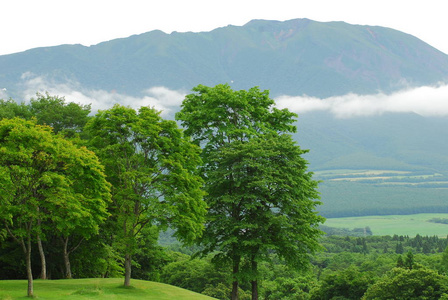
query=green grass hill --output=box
[0,278,216,300]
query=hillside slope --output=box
[0,278,216,299]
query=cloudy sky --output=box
[2,0,448,118]
[1,0,447,56]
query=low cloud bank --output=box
[18,73,186,116]
[275,84,448,118]
[7,73,448,119]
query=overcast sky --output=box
[1,0,447,56]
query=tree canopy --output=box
[176,84,323,300]
[0,117,110,296]
[363,267,448,299]
[86,104,207,286]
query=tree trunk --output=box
[24,236,34,297]
[62,237,72,279]
[5,222,34,297]
[231,256,240,300]
[37,234,47,279]
[251,280,258,300]
[251,258,258,300]
[231,280,239,300]
[124,253,132,287]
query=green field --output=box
[324,213,448,237]
[0,278,216,300]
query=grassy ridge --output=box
[324,213,448,237]
[0,278,216,300]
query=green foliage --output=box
[177,84,322,299]
[0,99,31,120]
[261,262,317,300]
[204,134,324,268]
[161,253,229,295]
[176,83,297,152]
[0,117,110,238]
[29,92,91,137]
[131,226,169,282]
[396,255,404,268]
[86,104,206,286]
[0,117,110,295]
[0,93,91,139]
[404,251,414,270]
[311,266,375,300]
[362,267,448,299]
[440,245,448,275]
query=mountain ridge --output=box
[1,18,448,99]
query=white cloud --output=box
[275,84,448,118]
[16,72,448,119]
[0,88,7,99]
[19,73,186,116]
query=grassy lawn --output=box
[0,278,216,300]
[324,213,448,237]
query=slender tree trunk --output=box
[61,235,84,279]
[251,258,258,300]
[231,256,240,300]
[251,281,258,300]
[37,234,47,279]
[23,236,33,297]
[62,237,72,279]
[124,253,132,287]
[4,222,34,297]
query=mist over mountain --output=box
[2,18,448,217]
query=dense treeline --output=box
[3,228,448,299]
[152,234,448,299]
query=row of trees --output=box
[0,117,111,296]
[0,85,323,299]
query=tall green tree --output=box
[0,118,110,297]
[176,84,323,300]
[86,104,206,287]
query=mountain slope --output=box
[1,18,448,98]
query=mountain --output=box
[2,18,448,217]
[1,18,448,98]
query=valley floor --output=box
[325,213,448,237]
